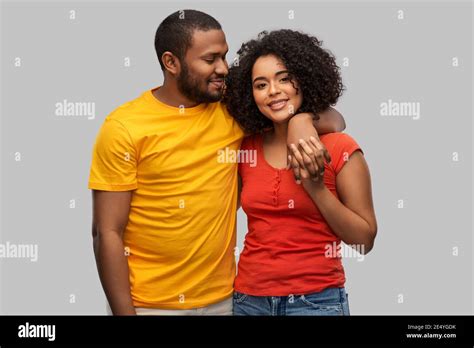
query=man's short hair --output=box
[155,9,222,70]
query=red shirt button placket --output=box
[272,172,281,206]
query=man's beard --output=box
[177,63,224,104]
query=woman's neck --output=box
[268,122,288,145]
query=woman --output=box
[224,29,377,316]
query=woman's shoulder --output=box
[241,132,265,150]
[320,132,358,148]
[320,132,361,153]
[320,132,363,174]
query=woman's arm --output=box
[290,141,377,254]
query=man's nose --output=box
[215,58,228,76]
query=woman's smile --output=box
[267,99,289,111]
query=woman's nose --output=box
[268,82,281,96]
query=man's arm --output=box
[288,107,345,141]
[92,190,136,315]
[314,106,346,134]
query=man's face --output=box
[177,29,229,103]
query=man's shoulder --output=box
[106,91,149,122]
[212,100,227,114]
[215,101,244,135]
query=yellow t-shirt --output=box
[88,88,244,309]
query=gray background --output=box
[0,0,472,314]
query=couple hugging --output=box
[89,9,377,316]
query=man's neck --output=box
[152,83,201,108]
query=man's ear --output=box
[161,51,181,76]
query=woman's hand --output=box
[288,137,328,193]
[287,113,331,183]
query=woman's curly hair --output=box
[223,29,344,135]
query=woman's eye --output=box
[256,83,266,89]
[204,58,214,64]
[280,76,290,82]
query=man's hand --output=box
[287,113,331,183]
[289,138,327,194]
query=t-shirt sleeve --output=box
[88,118,138,191]
[331,133,363,175]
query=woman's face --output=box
[251,54,303,124]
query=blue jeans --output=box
[233,287,350,316]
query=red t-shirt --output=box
[235,132,362,296]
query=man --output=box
[89,9,345,315]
